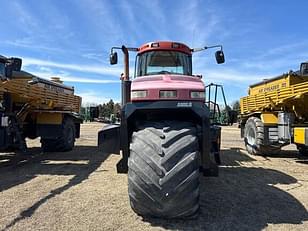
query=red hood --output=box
[131,74,204,91]
[131,74,205,101]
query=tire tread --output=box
[128,121,199,218]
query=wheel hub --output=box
[247,126,256,145]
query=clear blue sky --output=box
[1,0,307,105]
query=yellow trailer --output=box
[0,55,82,152]
[240,62,308,155]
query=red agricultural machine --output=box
[98,41,225,218]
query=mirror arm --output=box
[111,47,138,54]
[205,45,223,50]
[111,46,122,54]
[192,45,223,53]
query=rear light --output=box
[190,91,205,99]
[131,90,147,99]
[160,90,177,98]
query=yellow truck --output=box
[0,55,82,152]
[240,62,308,155]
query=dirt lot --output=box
[0,123,307,231]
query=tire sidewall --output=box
[244,119,258,149]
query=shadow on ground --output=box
[0,146,109,231]
[263,150,302,158]
[0,147,42,169]
[143,148,308,231]
[296,159,308,165]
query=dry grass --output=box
[0,123,307,231]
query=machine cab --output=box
[300,62,308,76]
[0,56,6,79]
[109,41,225,103]
[130,42,224,102]
[135,42,192,77]
[0,56,22,80]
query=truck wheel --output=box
[128,121,200,218]
[244,117,280,155]
[297,144,308,156]
[41,117,76,152]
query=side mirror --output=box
[110,52,118,65]
[300,62,308,76]
[215,50,225,64]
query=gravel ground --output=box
[0,123,307,231]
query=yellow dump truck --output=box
[0,55,82,152]
[240,62,308,155]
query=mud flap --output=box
[201,119,220,177]
[98,124,120,154]
[211,125,222,165]
[200,125,222,177]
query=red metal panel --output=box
[138,41,192,55]
[131,74,204,102]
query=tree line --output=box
[80,99,121,121]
